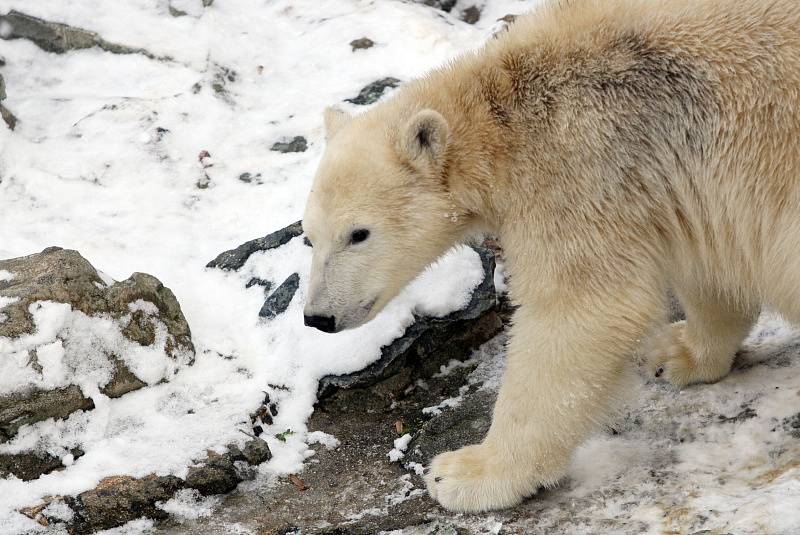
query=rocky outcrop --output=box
[20,437,272,533]
[0,10,167,59]
[207,220,303,271]
[0,247,194,446]
[317,246,501,397]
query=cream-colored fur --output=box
[302,0,800,512]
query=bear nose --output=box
[304,314,336,333]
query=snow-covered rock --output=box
[0,247,194,479]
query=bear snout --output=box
[304,314,336,333]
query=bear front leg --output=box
[425,290,658,512]
[643,286,757,387]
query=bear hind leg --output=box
[643,285,757,387]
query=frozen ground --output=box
[1,0,800,533]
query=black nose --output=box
[304,314,336,333]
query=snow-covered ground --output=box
[0,0,533,532]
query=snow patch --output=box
[307,431,340,450]
[388,433,413,462]
[158,489,220,523]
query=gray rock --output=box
[0,103,16,130]
[0,385,94,443]
[185,457,240,496]
[318,246,500,397]
[0,73,15,130]
[245,277,272,293]
[67,475,185,534]
[206,220,303,270]
[461,5,481,24]
[0,247,194,443]
[0,10,167,60]
[349,37,374,51]
[0,447,84,482]
[259,273,300,319]
[406,388,494,465]
[345,77,401,105]
[270,136,307,153]
[242,437,272,465]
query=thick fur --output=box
[302,0,800,512]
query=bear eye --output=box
[350,229,370,244]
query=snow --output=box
[0,270,13,282]
[408,314,800,534]
[306,431,340,450]
[0,0,525,530]
[0,300,189,398]
[157,489,220,523]
[388,433,413,462]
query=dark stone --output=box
[0,73,5,100]
[345,77,401,106]
[406,389,494,465]
[245,277,272,293]
[0,103,16,130]
[259,273,300,319]
[317,246,500,397]
[498,13,517,24]
[0,386,95,443]
[243,438,272,465]
[67,475,184,534]
[100,358,148,399]
[185,457,241,496]
[349,37,374,51]
[0,10,165,59]
[206,220,303,271]
[271,136,308,153]
[461,5,481,24]
[0,447,84,481]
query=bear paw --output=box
[424,444,533,512]
[643,321,731,387]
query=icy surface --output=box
[0,0,521,530]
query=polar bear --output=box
[301,0,800,512]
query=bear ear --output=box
[398,109,450,176]
[323,107,352,140]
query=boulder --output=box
[0,247,194,445]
